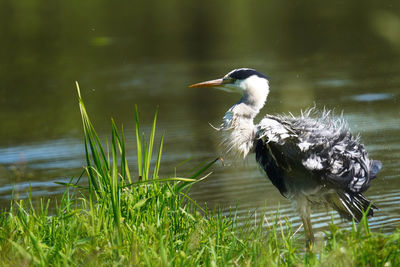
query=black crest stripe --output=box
[228,68,269,80]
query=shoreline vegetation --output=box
[0,85,399,266]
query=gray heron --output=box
[189,68,382,245]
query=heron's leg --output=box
[301,211,314,248]
[297,196,314,248]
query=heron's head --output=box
[189,68,270,109]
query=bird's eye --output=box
[223,77,235,84]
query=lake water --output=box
[1,1,399,233]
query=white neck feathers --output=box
[215,74,270,158]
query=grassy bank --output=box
[0,86,399,266]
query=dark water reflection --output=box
[1,1,400,233]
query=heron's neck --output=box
[218,78,269,158]
[220,102,262,158]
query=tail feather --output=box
[326,191,376,222]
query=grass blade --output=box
[153,133,164,179]
[145,109,158,179]
[177,157,220,191]
[135,105,143,178]
[111,120,122,236]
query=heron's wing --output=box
[257,114,381,194]
[255,116,302,196]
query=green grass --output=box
[0,85,399,266]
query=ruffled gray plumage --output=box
[254,108,381,221]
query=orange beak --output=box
[189,78,225,88]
